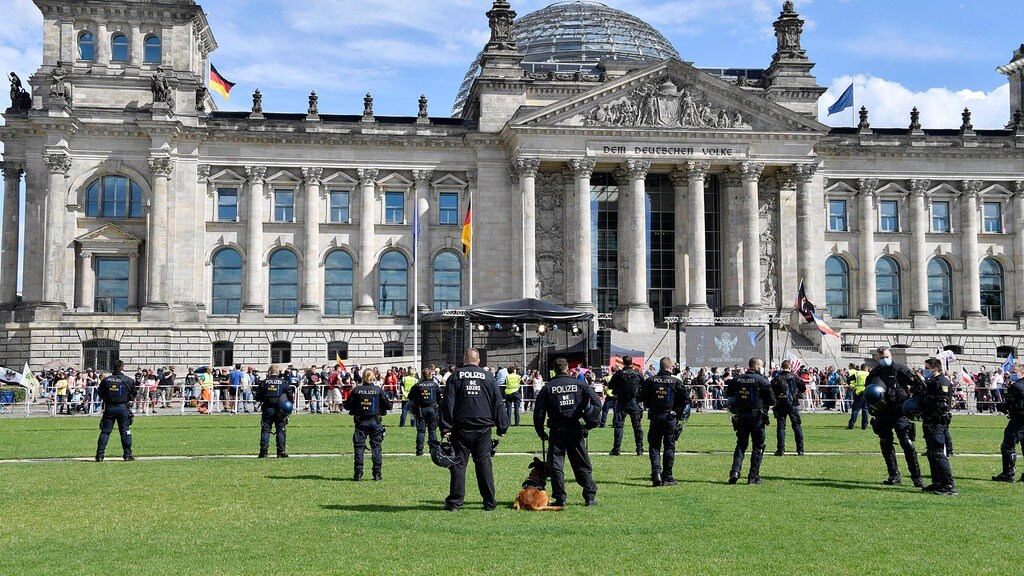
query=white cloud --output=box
[819,75,1011,129]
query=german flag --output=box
[461,201,472,257]
[209,64,235,100]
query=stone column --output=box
[242,165,266,315]
[909,179,933,325]
[130,24,142,67]
[299,167,323,319]
[1,162,24,307]
[354,168,378,321]
[619,160,653,331]
[127,253,139,311]
[146,156,172,308]
[686,161,712,318]
[513,157,540,298]
[669,168,689,314]
[413,169,432,311]
[96,23,109,64]
[741,162,765,314]
[857,178,879,322]
[79,251,95,312]
[961,180,984,324]
[1015,181,1024,325]
[42,152,71,309]
[794,163,819,302]
[568,158,596,311]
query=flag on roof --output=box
[210,64,235,100]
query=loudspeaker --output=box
[478,348,488,368]
[596,328,612,368]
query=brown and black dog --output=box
[513,457,564,511]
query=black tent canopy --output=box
[422,298,594,323]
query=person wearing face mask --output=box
[992,363,1024,482]
[865,346,924,487]
[918,358,957,495]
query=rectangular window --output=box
[217,188,238,221]
[931,201,950,232]
[94,257,130,313]
[270,342,292,364]
[827,199,847,231]
[274,190,294,222]
[329,191,350,223]
[879,200,899,232]
[983,202,1002,233]
[212,342,234,367]
[384,191,404,224]
[439,193,459,225]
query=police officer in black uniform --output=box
[641,357,690,487]
[254,364,293,458]
[534,357,601,506]
[726,357,774,485]
[409,366,441,456]
[993,362,1024,482]
[771,359,806,456]
[95,360,138,462]
[344,369,392,481]
[607,355,645,456]
[865,346,924,487]
[439,348,508,511]
[919,358,956,495]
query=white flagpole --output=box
[413,188,419,367]
[469,186,474,306]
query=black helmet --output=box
[429,440,461,469]
[902,397,922,421]
[864,383,886,406]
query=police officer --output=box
[439,348,508,512]
[726,357,774,484]
[409,366,441,456]
[771,359,805,456]
[95,360,138,462]
[641,357,690,487]
[400,368,417,427]
[344,369,392,481]
[254,364,292,458]
[846,363,870,430]
[607,355,645,456]
[534,357,600,506]
[866,346,924,487]
[599,369,614,427]
[992,362,1024,483]
[919,358,956,495]
[503,366,523,426]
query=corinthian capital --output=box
[301,167,323,185]
[685,161,710,180]
[858,178,879,195]
[909,179,931,196]
[43,152,72,176]
[412,169,433,186]
[197,164,211,182]
[245,165,267,184]
[739,162,765,182]
[567,158,596,179]
[1014,180,1024,197]
[512,157,540,178]
[148,156,173,177]
[625,159,651,180]
[792,162,819,184]
[357,168,378,186]
[960,179,983,196]
[1,161,25,180]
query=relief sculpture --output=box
[535,172,566,303]
[759,186,779,309]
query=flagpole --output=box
[469,185,474,306]
[413,187,419,368]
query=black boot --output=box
[992,453,1017,482]
[257,451,268,458]
[651,471,662,487]
[353,469,363,482]
[882,474,902,486]
[95,452,104,462]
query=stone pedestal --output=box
[354,308,378,324]
[964,314,989,330]
[910,313,937,329]
[239,308,265,323]
[297,308,322,323]
[859,313,886,328]
[617,305,654,334]
[140,305,170,322]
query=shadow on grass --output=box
[761,475,900,491]
[266,474,348,482]
[321,501,515,512]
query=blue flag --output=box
[412,207,421,263]
[1002,352,1015,374]
[827,83,854,116]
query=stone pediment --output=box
[512,59,827,134]
[76,224,142,246]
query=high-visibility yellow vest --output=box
[505,373,522,395]
[401,375,417,399]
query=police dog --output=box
[513,457,564,511]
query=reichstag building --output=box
[1,0,1023,369]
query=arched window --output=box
[211,248,242,315]
[78,32,96,60]
[943,345,964,355]
[268,250,299,315]
[324,251,354,316]
[110,33,129,62]
[824,256,849,319]
[876,257,901,319]
[980,258,1005,321]
[378,251,408,316]
[143,36,161,64]
[83,339,119,372]
[433,251,462,311]
[927,258,953,320]
[997,345,1017,359]
[212,341,234,367]
[84,176,143,218]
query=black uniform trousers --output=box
[97,403,133,458]
[547,425,597,503]
[446,427,496,509]
[353,417,384,475]
[415,406,439,453]
[999,416,1024,474]
[923,420,955,488]
[773,402,804,453]
[259,406,287,455]
[730,413,766,480]
[647,412,678,480]
[612,398,644,451]
[871,414,921,479]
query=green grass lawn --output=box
[1,413,1018,576]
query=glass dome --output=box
[453,1,680,116]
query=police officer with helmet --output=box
[865,346,924,487]
[409,366,442,456]
[255,364,293,458]
[641,357,690,487]
[607,355,645,456]
[992,362,1024,483]
[771,359,806,456]
[344,369,392,481]
[95,359,138,462]
[726,357,774,484]
[534,357,600,506]
[439,348,508,512]
[918,358,957,495]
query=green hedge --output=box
[1,386,27,403]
